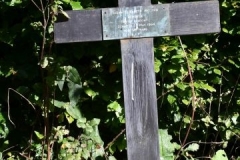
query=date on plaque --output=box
[102,5,170,40]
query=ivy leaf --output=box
[107,101,122,113]
[89,118,100,126]
[211,150,228,160]
[184,143,199,152]
[167,95,176,105]
[77,121,86,128]
[154,58,161,73]
[176,82,187,91]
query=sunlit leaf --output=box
[184,143,199,152]
[211,150,228,160]
[167,94,176,105]
[159,129,180,160]
[34,131,44,140]
[66,105,82,120]
[70,1,83,10]
[154,58,161,73]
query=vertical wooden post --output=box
[119,1,160,159]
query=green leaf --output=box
[66,105,82,120]
[61,0,70,4]
[154,58,161,73]
[228,59,240,68]
[168,68,177,74]
[70,1,83,10]
[34,131,44,140]
[7,0,22,6]
[174,113,182,122]
[183,115,191,124]
[182,99,190,105]
[224,118,231,128]
[222,28,228,33]
[167,95,176,105]
[59,10,70,19]
[107,101,122,113]
[225,130,232,140]
[64,66,81,84]
[68,82,81,106]
[184,143,199,152]
[40,57,49,68]
[176,83,187,91]
[82,149,90,159]
[85,125,93,133]
[108,156,117,160]
[211,150,228,160]
[77,121,86,128]
[194,81,216,92]
[159,129,180,160]
[213,69,221,75]
[231,113,239,125]
[89,118,100,126]
[65,112,74,123]
[84,88,97,98]
[52,99,68,109]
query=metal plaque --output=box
[102,5,170,40]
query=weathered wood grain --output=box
[169,1,220,36]
[54,1,220,43]
[54,9,102,43]
[121,39,160,160]
[119,0,160,159]
[118,0,150,7]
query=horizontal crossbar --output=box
[54,1,220,43]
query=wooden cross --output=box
[54,0,220,159]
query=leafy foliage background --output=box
[0,0,239,159]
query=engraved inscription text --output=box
[102,5,169,40]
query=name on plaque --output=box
[102,5,170,40]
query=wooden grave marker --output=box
[54,0,220,159]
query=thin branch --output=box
[8,88,36,110]
[39,0,44,13]
[194,156,211,159]
[226,74,240,113]
[8,88,36,127]
[157,74,188,100]
[175,36,197,159]
[218,74,223,114]
[2,145,18,153]
[182,141,224,150]
[104,129,126,150]
[30,0,42,12]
